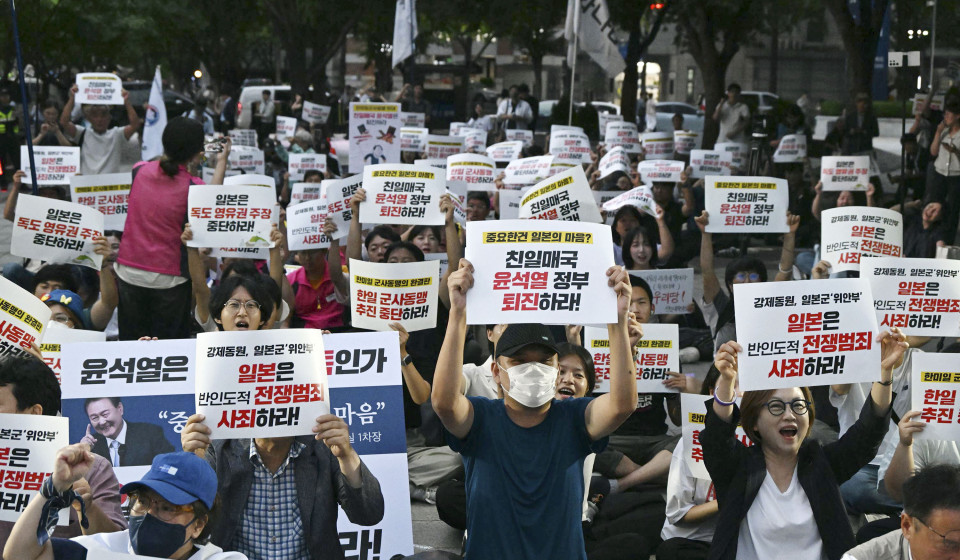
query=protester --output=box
[60,84,141,175]
[841,92,880,155]
[929,98,960,244]
[712,84,750,144]
[33,100,71,147]
[496,85,534,131]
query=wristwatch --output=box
[401,354,414,367]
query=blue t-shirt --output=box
[447,396,607,559]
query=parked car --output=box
[740,91,780,115]
[111,81,215,127]
[236,85,293,129]
[654,101,705,133]
[536,99,620,131]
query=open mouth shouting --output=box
[556,387,575,400]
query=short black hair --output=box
[0,355,60,415]
[621,226,659,269]
[727,83,742,93]
[384,241,424,262]
[364,225,401,249]
[103,230,123,240]
[467,192,490,209]
[303,169,323,181]
[628,274,653,302]
[724,256,768,288]
[557,342,596,395]
[611,206,643,244]
[209,274,276,328]
[701,364,721,396]
[32,264,78,294]
[409,225,441,244]
[83,396,121,414]
[221,259,261,279]
[903,465,960,520]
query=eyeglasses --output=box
[734,272,761,282]
[916,516,960,552]
[763,398,811,416]
[51,313,75,327]
[223,299,260,313]
[128,491,195,523]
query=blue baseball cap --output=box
[120,452,217,509]
[40,290,87,329]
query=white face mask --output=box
[499,361,559,408]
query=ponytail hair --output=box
[159,154,180,177]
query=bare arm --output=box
[438,194,462,309]
[655,205,675,264]
[884,410,924,502]
[392,323,431,405]
[431,259,476,439]
[774,213,799,282]
[712,341,741,423]
[870,328,907,415]
[712,99,724,122]
[3,169,25,222]
[811,181,823,222]
[695,212,719,304]
[182,225,212,325]
[89,238,119,330]
[210,138,231,185]
[268,224,286,290]
[121,90,141,140]
[681,500,719,523]
[60,85,79,138]
[346,188,366,264]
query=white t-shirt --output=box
[718,102,750,143]
[462,356,498,399]
[738,468,826,560]
[70,529,247,559]
[73,126,140,176]
[661,438,717,543]
[878,438,960,485]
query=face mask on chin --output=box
[499,361,559,408]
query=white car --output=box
[236,85,293,129]
[654,102,705,133]
[740,91,780,115]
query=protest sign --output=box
[598,113,623,141]
[201,166,240,184]
[287,200,332,251]
[449,122,466,136]
[862,257,960,336]
[689,150,733,178]
[912,92,945,115]
[605,122,641,154]
[349,102,401,173]
[288,153,327,181]
[503,155,555,186]
[499,189,526,220]
[822,207,903,273]
[186,185,276,249]
[820,156,870,192]
[424,253,450,283]
[486,141,524,163]
[324,175,363,240]
[400,111,425,127]
[400,127,428,153]
[911,352,960,441]
[40,327,106,383]
[0,276,50,359]
[673,131,701,155]
[461,128,487,153]
[74,73,123,105]
[592,191,618,224]
[276,116,298,140]
[704,176,789,233]
[549,128,592,165]
[228,128,258,148]
[69,172,132,231]
[325,331,413,557]
[290,182,322,204]
[12,194,104,270]
[349,259,439,332]
[425,135,465,159]
[227,146,266,174]
[61,339,196,483]
[714,142,748,172]
[631,268,695,315]
[638,160,685,183]
[598,146,630,179]
[505,129,533,147]
[20,146,80,185]
[360,164,445,226]
[642,132,675,160]
[463,220,617,325]
[414,158,447,169]
[195,330,328,439]
[772,134,807,163]
[208,246,270,260]
[302,101,331,125]
[446,153,496,191]
[518,166,603,223]
[680,394,752,480]
[600,185,658,218]
[0,414,69,523]
[733,278,880,391]
[446,182,468,225]
[587,323,679,393]
[223,173,276,189]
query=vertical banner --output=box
[349,259,439,332]
[463,220,616,325]
[503,156,556,187]
[673,131,701,155]
[69,173,132,231]
[446,154,496,192]
[359,164,446,226]
[704,176,789,233]
[598,146,630,179]
[195,330,329,439]
[40,327,106,383]
[424,135,465,159]
[74,73,124,105]
[11,194,104,269]
[324,175,363,240]
[288,153,327,181]
[680,394,752,480]
[772,134,807,163]
[641,132,675,160]
[486,141,524,163]
[186,185,276,249]
[605,122,641,154]
[61,339,196,484]
[518,166,603,223]
[586,323,679,393]
[400,127,428,153]
[549,128,592,165]
[689,150,733,178]
[0,414,70,523]
[862,257,960,336]
[302,101,331,125]
[637,160,685,183]
[631,269,695,315]
[287,200,332,251]
[349,102,402,173]
[20,146,80,185]
[733,279,880,391]
[0,276,51,359]
[820,156,870,191]
[821,207,903,273]
[911,353,960,441]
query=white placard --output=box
[40,327,106,384]
[680,394,753,480]
[195,330,329,439]
[638,160,685,183]
[518,166,603,223]
[0,275,51,358]
[599,147,630,179]
[227,147,266,175]
[862,257,960,336]
[359,164,445,226]
[69,172,132,231]
[288,153,327,181]
[425,135,464,159]
[228,129,258,148]
[600,185,657,218]
[446,182,468,225]
[414,158,447,169]
[461,128,488,153]
[20,146,80,185]
[772,134,807,163]
[400,111,425,127]
[598,113,624,141]
[587,323,679,393]
[503,155,555,186]
[689,150,733,178]
[733,278,880,391]
[505,129,533,147]
[821,206,903,273]
[820,156,870,192]
[911,353,960,441]
[349,259,439,332]
[302,101,331,125]
[223,173,276,189]
[498,189,526,220]
[704,176,789,233]
[276,116,298,140]
[446,153,497,192]
[486,141,524,163]
[424,253,450,283]
[605,121,641,154]
[400,127,428,153]
[641,132,675,160]
[463,220,617,325]
[592,191,618,224]
[631,268,695,315]
[673,131,701,155]
[0,414,70,523]
[714,142,748,172]
[350,102,402,172]
[75,73,123,105]
[186,185,276,249]
[12,194,104,269]
[549,128,592,165]
[324,175,363,240]
[287,200,332,251]
[449,122,466,136]
[290,182,322,204]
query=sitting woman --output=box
[701,329,906,560]
[622,224,673,271]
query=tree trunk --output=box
[620,6,642,125]
[702,62,727,148]
[458,37,473,120]
[532,55,544,100]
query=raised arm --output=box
[654,205,675,264]
[811,181,823,222]
[695,211,720,304]
[774,212,799,281]
[182,224,212,326]
[431,259,476,439]
[3,169,25,222]
[585,266,638,440]
[89,237,119,330]
[438,194,462,309]
[884,410,924,502]
[324,219,348,297]
[60,85,79,139]
[870,328,907,414]
[210,138,231,185]
[390,322,431,404]
[121,89,141,140]
[712,341,741,422]
[346,188,367,265]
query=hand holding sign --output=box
[896,410,926,447]
[878,327,909,373]
[715,341,742,384]
[312,413,357,459]
[448,258,475,313]
[180,414,211,457]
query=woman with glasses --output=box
[699,328,907,560]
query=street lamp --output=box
[927,0,936,91]
[193,69,202,79]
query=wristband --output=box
[713,389,736,406]
[37,477,88,546]
[877,380,893,386]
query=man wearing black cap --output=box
[432,258,637,560]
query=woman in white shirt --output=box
[929,99,960,244]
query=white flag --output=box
[392,0,418,68]
[141,66,167,161]
[564,0,625,78]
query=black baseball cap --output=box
[494,324,558,359]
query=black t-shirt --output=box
[903,218,945,259]
[611,393,669,437]
[403,304,448,429]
